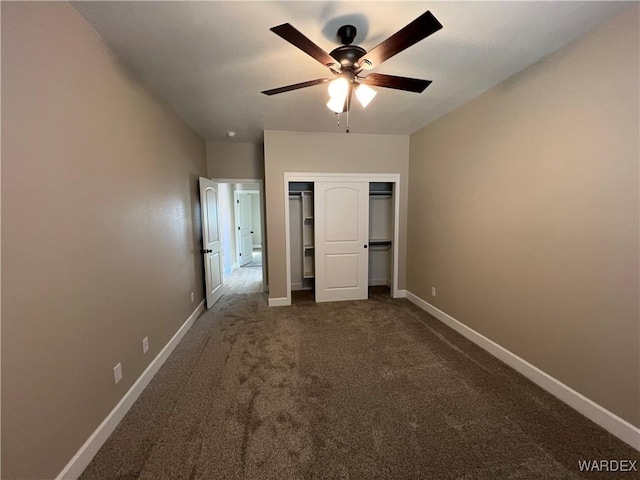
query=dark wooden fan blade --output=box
[261,78,330,96]
[361,11,442,68]
[360,73,432,93]
[271,23,337,67]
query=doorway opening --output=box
[214,179,266,295]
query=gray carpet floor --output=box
[80,290,639,479]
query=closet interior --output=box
[288,181,395,296]
[289,182,315,291]
[368,182,394,288]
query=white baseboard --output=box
[56,300,206,480]
[268,296,290,307]
[405,291,640,451]
[394,289,407,298]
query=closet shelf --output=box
[369,239,392,245]
[289,190,313,197]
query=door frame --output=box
[212,178,266,293]
[233,189,260,267]
[283,172,401,306]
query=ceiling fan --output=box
[261,10,443,115]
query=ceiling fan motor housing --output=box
[331,25,366,68]
[330,44,366,68]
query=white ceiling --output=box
[72,1,629,143]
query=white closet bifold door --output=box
[314,181,369,302]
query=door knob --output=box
[200,249,212,254]
[364,244,368,249]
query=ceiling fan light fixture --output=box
[263,10,443,128]
[355,83,377,108]
[328,77,349,99]
[327,96,346,114]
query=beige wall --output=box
[1,3,207,479]
[264,130,409,300]
[408,5,639,426]
[206,141,265,179]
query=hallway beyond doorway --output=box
[223,248,263,294]
[214,179,265,295]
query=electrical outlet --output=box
[142,336,149,354]
[113,363,123,384]
[190,292,195,303]
[431,287,437,297]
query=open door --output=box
[200,178,224,308]
[315,181,369,302]
[236,192,254,267]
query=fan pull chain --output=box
[346,92,350,134]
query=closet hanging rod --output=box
[369,191,393,196]
[369,241,392,250]
[289,190,314,195]
[369,244,392,251]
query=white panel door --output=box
[315,181,369,302]
[236,192,254,266]
[200,178,224,308]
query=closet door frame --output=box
[283,172,401,306]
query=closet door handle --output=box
[364,244,368,249]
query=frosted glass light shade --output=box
[355,83,377,108]
[327,96,345,113]
[328,78,349,99]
